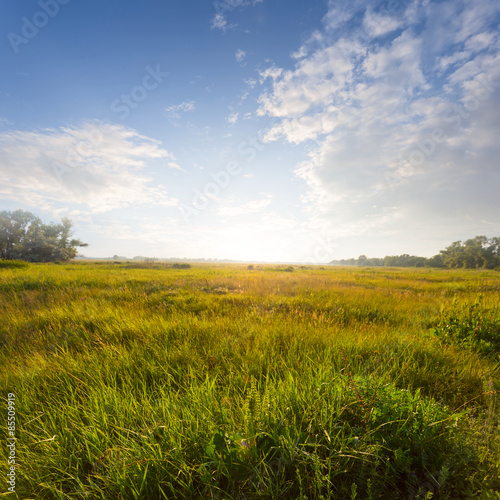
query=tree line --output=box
[0,210,88,262]
[330,236,500,269]
[2,210,499,269]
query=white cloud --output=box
[210,0,263,32]
[0,121,178,214]
[259,66,283,83]
[165,101,196,118]
[438,50,471,73]
[291,46,308,60]
[258,40,364,121]
[211,13,229,31]
[453,0,500,44]
[465,31,497,52]
[226,112,239,124]
[322,0,365,33]
[235,49,247,63]
[255,0,500,252]
[245,78,257,88]
[362,8,402,38]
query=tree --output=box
[0,210,38,260]
[329,236,500,269]
[440,240,466,268]
[440,236,500,269]
[426,254,445,268]
[357,255,368,266]
[486,237,500,268]
[0,210,88,262]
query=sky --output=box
[1,0,499,263]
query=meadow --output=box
[1,261,499,499]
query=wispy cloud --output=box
[165,101,196,118]
[362,7,402,38]
[211,13,230,32]
[226,112,239,125]
[0,121,178,214]
[210,0,264,32]
[235,49,247,63]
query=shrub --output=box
[0,259,29,269]
[431,297,500,355]
[172,263,191,269]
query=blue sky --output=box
[1,0,499,262]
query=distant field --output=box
[1,262,499,499]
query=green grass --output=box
[0,259,30,270]
[1,262,499,499]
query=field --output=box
[1,261,500,499]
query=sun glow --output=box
[217,229,290,262]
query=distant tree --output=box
[330,236,500,269]
[440,236,500,269]
[383,255,397,267]
[0,210,87,262]
[426,254,445,268]
[440,241,466,268]
[365,257,384,266]
[357,255,368,266]
[487,237,500,268]
[382,254,426,267]
[462,236,488,268]
[0,210,37,260]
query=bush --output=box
[431,297,500,355]
[0,259,29,269]
[172,263,191,269]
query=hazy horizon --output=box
[1,0,499,262]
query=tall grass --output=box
[1,263,499,499]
